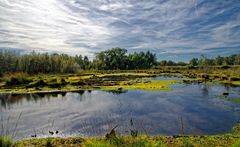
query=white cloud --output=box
[0,0,239,59]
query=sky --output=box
[0,0,240,61]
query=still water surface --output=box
[0,77,240,140]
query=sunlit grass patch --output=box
[100,80,179,91]
[15,137,84,147]
[232,81,240,86]
[97,72,150,77]
[0,82,5,87]
[122,80,179,90]
[68,75,93,81]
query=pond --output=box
[1,77,240,140]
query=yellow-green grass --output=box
[0,68,239,94]
[0,79,179,93]
[0,136,13,147]
[0,72,178,93]
[0,82,5,87]
[101,80,179,91]
[14,134,240,147]
[68,75,93,81]
[96,72,151,77]
[232,81,240,86]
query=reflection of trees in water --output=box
[76,90,85,96]
[0,89,128,107]
[0,88,128,109]
[105,90,128,95]
[0,94,31,109]
[75,90,87,102]
[200,83,209,97]
[0,94,8,109]
[0,92,67,108]
[0,91,90,108]
[223,83,230,92]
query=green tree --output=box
[189,58,198,66]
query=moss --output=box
[0,68,239,94]
[0,73,179,94]
[96,80,179,91]
[119,80,179,91]
[232,81,240,86]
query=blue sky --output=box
[0,0,239,61]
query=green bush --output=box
[6,77,31,86]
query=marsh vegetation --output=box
[0,49,240,146]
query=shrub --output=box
[4,72,31,86]
[6,77,31,86]
[34,79,46,87]
[61,78,67,85]
[221,65,231,69]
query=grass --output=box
[0,136,13,147]
[11,123,240,146]
[15,137,84,147]
[114,79,179,91]
[5,122,240,146]
[0,72,180,93]
[13,134,240,147]
[0,67,239,93]
[232,81,240,86]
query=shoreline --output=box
[13,133,240,147]
[0,89,90,95]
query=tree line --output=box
[189,54,240,67]
[0,48,157,75]
[0,51,90,75]
[0,47,239,75]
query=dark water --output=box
[0,77,240,140]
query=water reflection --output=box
[105,90,128,95]
[200,83,209,97]
[0,89,129,107]
[0,91,87,108]
[0,80,240,140]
